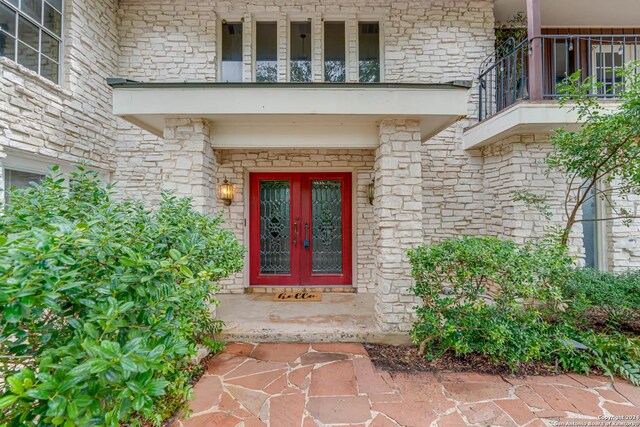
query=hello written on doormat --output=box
[272,291,323,302]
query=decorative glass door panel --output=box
[259,180,291,275]
[311,180,343,274]
[250,173,352,286]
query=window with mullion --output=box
[0,0,62,84]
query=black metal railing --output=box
[478,34,640,121]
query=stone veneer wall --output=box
[113,0,495,204]
[214,149,375,294]
[0,0,119,193]
[480,134,640,271]
[374,120,423,332]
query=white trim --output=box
[355,18,385,83]
[595,182,609,271]
[463,101,620,150]
[287,18,314,83]
[252,19,279,83]
[321,20,348,83]
[217,16,244,83]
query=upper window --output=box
[255,21,277,82]
[290,21,311,82]
[324,21,345,82]
[221,21,242,82]
[358,22,380,83]
[0,0,62,84]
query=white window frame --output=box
[252,16,279,83]
[286,16,313,83]
[0,0,64,84]
[217,16,244,83]
[321,18,348,83]
[355,17,384,83]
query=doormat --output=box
[273,291,323,302]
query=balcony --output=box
[465,34,638,149]
[478,34,640,121]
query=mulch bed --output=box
[364,344,558,377]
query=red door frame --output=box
[249,172,352,286]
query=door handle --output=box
[293,222,298,246]
[304,223,310,248]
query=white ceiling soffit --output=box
[494,0,640,28]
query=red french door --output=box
[249,172,352,286]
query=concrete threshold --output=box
[215,293,411,345]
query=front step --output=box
[247,286,356,294]
[215,293,412,345]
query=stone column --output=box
[162,118,217,216]
[374,119,423,332]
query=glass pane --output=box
[40,30,57,58]
[358,22,380,82]
[582,186,598,269]
[290,21,311,82]
[0,32,15,60]
[256,21,277,82]
[221,22,242,82]
[46,0,62,12]
[0,3,16,36]
[4,169,45,204]
[260,180,291,275]
[311,180,343,274]
[43,2,61,36]
[20,0,42,22]
[18,15,38,49]
[5,0,18,7]
[324,22,345,82]
[17,41,38,71]
[40,54,57,83]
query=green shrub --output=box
[560,268,640,331]
[408,236,640,385]
[0,166,244,426]
[408,236,571,368]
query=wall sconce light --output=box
[367,179,375,205]
[219,177,233,206]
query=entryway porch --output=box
[216,293,410,345]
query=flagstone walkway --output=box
[173,343,640,427]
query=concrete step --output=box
[215,293,411,345]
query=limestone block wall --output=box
[374,119,423,332]
[608,186,640,271]
[113,0,495,203]
[214,149,375,294]
[0,0,119,197]
[480,134,640,271]
[162,119,217,216]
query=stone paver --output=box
[174,343,640,427]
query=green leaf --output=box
[83,323,99,339]
[58,255,76,265]
[7,377,24,395]
[4,304,22,323]
[169,248,181,260]
[147,345,165,360]
[66,401,79,419]
[145,380,169,397]
[0,395,19,409]
[132,394,146,411]
[48,395,67,417]
[180,265,193,278]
